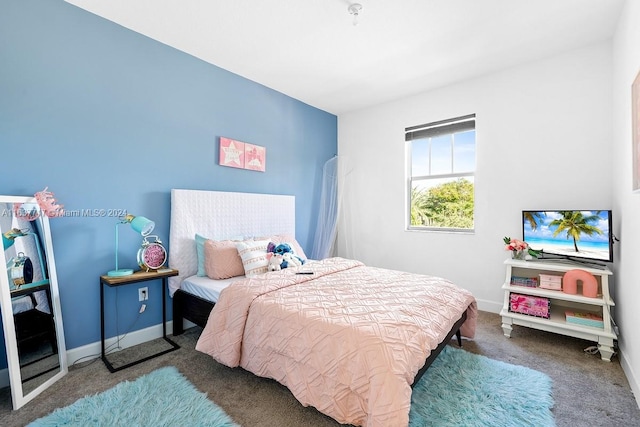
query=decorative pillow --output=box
[259,234,307,261]
[195,233,208,277]
[236,240,270,277]
[196,233,245,277]
[204,239,245,280]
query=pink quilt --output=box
[196,257,477,427]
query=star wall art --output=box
[219,137,266,172]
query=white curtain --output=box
[311,156,351,260]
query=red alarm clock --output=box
[137,235,167,272]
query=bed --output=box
[168,189,477,427]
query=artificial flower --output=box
[503,236,541,258]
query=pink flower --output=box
[503,237,529,251]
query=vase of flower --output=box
[504,237,533,261]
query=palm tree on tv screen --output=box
[549,211,603,252]
[524,211,546,230]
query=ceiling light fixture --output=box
[348,3,363,26]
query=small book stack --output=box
[510,276,538,288]
[565,311,604,328]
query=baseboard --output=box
[0,322,178,391]
[67,320,175,366]
[618,343,640,409]
[475,298,502,314]
[183,319,196,330]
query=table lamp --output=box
[3,228,26,251]
[107,214,155,277]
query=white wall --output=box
[612,0,640,406]
[337,42,613,315]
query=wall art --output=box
[219,137,266,172]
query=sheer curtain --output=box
[311,156,346,260]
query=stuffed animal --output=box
[267,242,306,266]
[281,252,303,268]
[267,252,284,271]
[274,243,292,255]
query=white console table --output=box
[500,258,617,361]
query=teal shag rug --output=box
[28,366,238,427]
[410,346,555,427]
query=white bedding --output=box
[12,296,35,314]
[168,189,296,296]
[12,291,51,315]
[180,275,239,303]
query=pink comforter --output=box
[196,257,477,427]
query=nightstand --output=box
[100,269,180,372]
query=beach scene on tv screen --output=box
[523,210,611,261]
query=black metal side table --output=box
[99,269,180,372]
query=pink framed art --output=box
[219,137,266,172]
[219,137,245,169]
[244,143,266,172]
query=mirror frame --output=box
[0,195,67,410]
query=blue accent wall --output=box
[0,0,336,363]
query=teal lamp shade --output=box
[3,234,14,251]
[3,229,26,251]
[130,216,155,236]
[107,214,156,277]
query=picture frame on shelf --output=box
[508,293,550,319]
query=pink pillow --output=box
[204,239,245,280]
[259,234,307,260]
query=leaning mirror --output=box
[0,195,67,410]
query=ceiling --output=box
[64,0,624,115]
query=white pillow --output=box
[236,240,270,277]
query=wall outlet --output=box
[138,287,148,302]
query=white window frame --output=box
[405,114,476,232]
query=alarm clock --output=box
[137,235,167,272]
[7,252,33,289]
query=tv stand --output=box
[500,258,617,361]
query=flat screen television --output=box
[522,210,613,263]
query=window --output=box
[406,114,476,231]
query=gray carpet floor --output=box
[1,310,639,426]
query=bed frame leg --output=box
[173,291,184,336]
[456,329,462,347]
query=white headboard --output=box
[168,189,296,295]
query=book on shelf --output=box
[510,276,538,287]
[565,310,604,328]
